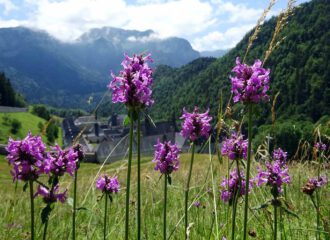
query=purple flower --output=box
[96,175,120,194]
[180,107,212,142]
[302,175,328,195]
[272,148,287,166]
[230,57,270,104]
[193,201,201,208]
[108,53,154,109]
[221,132,248,160]
[314,142,327,151]
[43,145,78,177]
[220,169,251,205]
[34,184,67,204]
[152,139,180,175]
[6,132,46,182]
[255,161,291,194]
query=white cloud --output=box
[192,24,254,51]
[0,0,17,14]
[0,0,267,51]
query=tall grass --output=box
[0,154,328,239]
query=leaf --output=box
[252,203,270,210]
[41,205,53,224]
[167,175,172,185]
[281,207,299,219]
[123,116,131,127]
[76,207,88,211]
[144,113,156,128]
[109,194,113,203]
[23,182,28,192]
[67,197,73,207]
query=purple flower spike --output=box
[43,145,78,177]
[6,132,46,182]
[272,148,288,166]
[256,160,291,193]
[220,168,252,205]
[221,132,248,160]
[180,107,212,142]
[230,57,270,104]
[152,139,180,175]
[314,142,327,151]
[302,175,328,195]
[34,184,67,204]
[108,53,154,109]
[96,175,120,194]
[193,201,201,208]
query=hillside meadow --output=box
[0,153,329,240]
[0,112,62,146]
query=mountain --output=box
[152,0,330,125]
[0,26,200,107]
[200,49,229,58]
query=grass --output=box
[0,153,329,240]
[0,112,62,146]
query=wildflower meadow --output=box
[0,0,329,240]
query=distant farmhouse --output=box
[62,114,188,164]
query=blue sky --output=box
[0,0,309,51]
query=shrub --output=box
[10,119,22,134]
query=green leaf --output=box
[109,194,113,203]
[252,202,270,210]
[123,116,131,126]
[41,205,53,224]
[167,175,172,185]
[76,207,88,211]
[23,182,28,192]
[67,197,73,207]
[281,207,299,219]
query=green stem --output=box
[185,143,195,240]
[164,174,168,240]
[137,112,141,240]
[316,189,320,240]
[29,180,35,240]
[274,203,277,240]
[43,218,49,240]
[104,194,108,240]
[231,159,242,240]
[243,104,253,240]
[125,113,134,240]
[72,169,78,240]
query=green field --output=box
[0,153,329,240]
[0,112,62,146]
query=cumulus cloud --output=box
[0,0,17,14]
[192,24,254,51]
[0,0,270,51]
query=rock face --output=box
[0,26,200,108]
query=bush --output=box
[10,119,22,134]
[254,120,314,158]
[31,105,50,120]
[46,121,59,143]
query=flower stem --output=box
[29,180,35,240]
[125,113,134,240]
[104,194,108,240]
[43,217,49,240]
[243,104,253,240]
[274,203,277,240]
[137,112,141,240]
[72,169,78,240]
[164,174,168,240]
[185,143,195,239]
[231,159,241,240]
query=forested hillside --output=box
[0,72,25,107]
[152,0,330,125]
